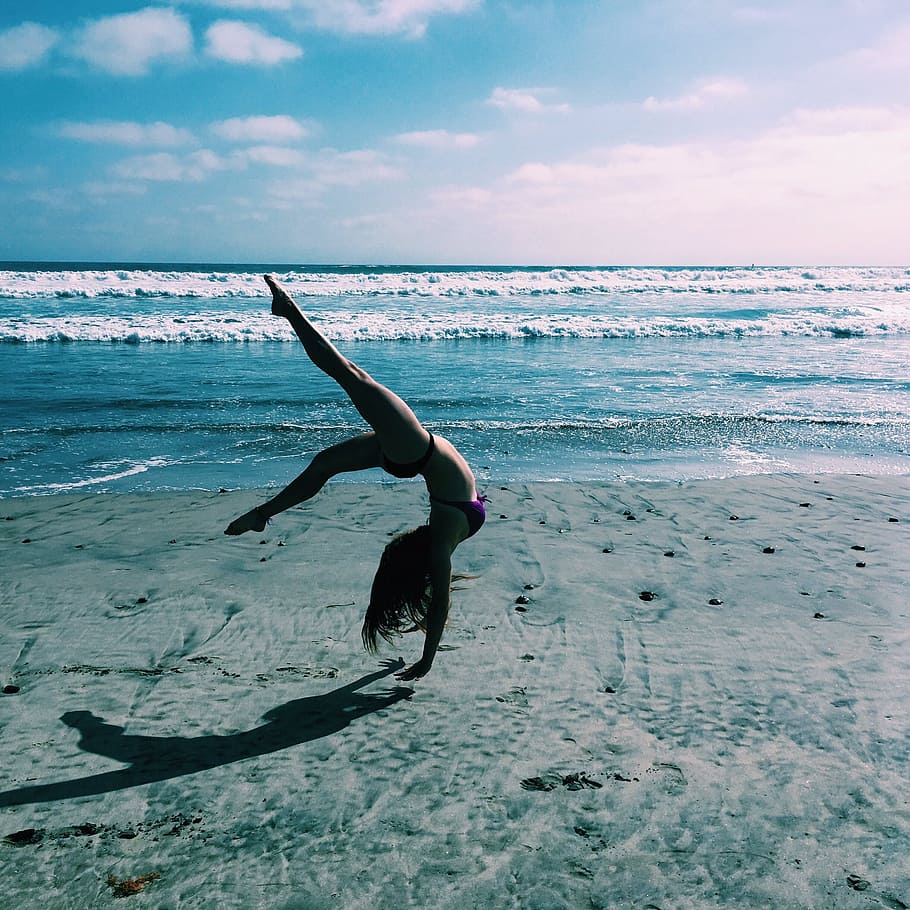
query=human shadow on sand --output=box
[0,660,413,807]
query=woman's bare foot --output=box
[264,274,295,319]
[224,506,268,536]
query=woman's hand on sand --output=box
[395,657,433,681]
[224,507,268,536]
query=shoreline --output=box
[2,475,908,907]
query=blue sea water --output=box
[1,263,909,497]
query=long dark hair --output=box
[362,525,433,653]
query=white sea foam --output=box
[2,265,909,300]
[2,305,908,343]
[12,457,174,494]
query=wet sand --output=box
[1,476,908,908]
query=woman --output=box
[225,275,485,681]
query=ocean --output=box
[1,263,908,497]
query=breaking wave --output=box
[1,307,907,343]
[2,264,909,301]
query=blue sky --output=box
[1,1,908,264]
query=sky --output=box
[1,0,908,265]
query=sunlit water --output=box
[2,263,908,496]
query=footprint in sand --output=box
[496,686,529,709]
[520,774,559,792]
[275,666,338,679]
[3,828,44,846]
[520,772,602,792]
[648,762,688,793]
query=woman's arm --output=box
[396,538,453,681]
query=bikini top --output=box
[382,433,435,479]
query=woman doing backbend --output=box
[225,276,485,681]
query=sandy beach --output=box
[1,475,908,909]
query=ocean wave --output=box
[2,306,908,343]
[10,457,177,494]
[7,413,905,438]
[2,265,910,301]
[455,413,910,432]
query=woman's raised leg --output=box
[265,275,430,463]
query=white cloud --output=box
[394,129,480,149]
[186,0,477,37]
[60,121,195,147]
[337,213,384,229]
[430,186,492,207]
[643,77,748,112]
[28,189,74,209]
[731,4,787,23]
[777,106,903,135]
[0,165,49,183]
[0,22,59,71]
[312,149,403,186]
[204,20,303,63]
[304,0,477,37]
[109,141,397,188]
[113,149,231,181]
[430,104,910,263]
[265,147,402,204]
[191,0,293,7]
[72,8,193,76]
[486,87,570,114]
[266,178,324,205]
[241,145,307,166]
[83,180,149,198]
[211,114,309,143]
[843,19,910,70]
